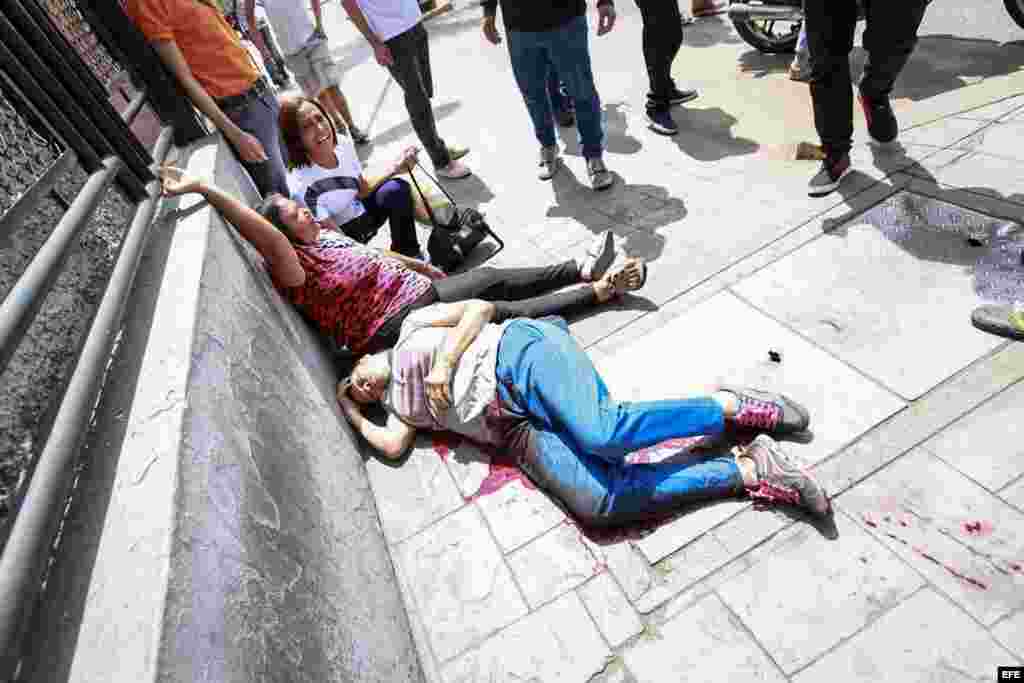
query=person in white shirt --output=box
[281,96,423,256]
[340,0,473,180]
[245,0,370,144]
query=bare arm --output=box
[337,383,417,458]
[152,40,268,163]
[242,0,268,55]
[158,166,305,287]
[411,300,496,414]
[310,0,325,33]
[340,0,394,65]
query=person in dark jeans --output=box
[482,0,617,191]
[340,0,472,180]
[804,0,931,197]
[633,0,698,136]
[548,69,576,128]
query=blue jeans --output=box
[496,319,742,527]
[506,16,605,159]
[225,89,290,197]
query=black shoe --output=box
[807,154,851,197]
[555,109,576,127]
[859,90,898,145]
[648,88,699,107]
[645,108,679,136]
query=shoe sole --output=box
[807,165,852,197]
[669,92,699,106]
[971,306,1024,341]
[438,168,472,180]
[592,176,614,191]
[645,113,678,136]
[538,160,559,181]
[585,231,616,281]
[752,436,832,517]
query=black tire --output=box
[1006,0,1024,30]
[731,17,800,54]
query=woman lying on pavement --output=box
[158,166,644,355]
[337,300,832,527]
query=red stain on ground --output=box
[1010,563,1023,572]
[962,520,995,537]
[913,546,989,590]
[431,434,536,502]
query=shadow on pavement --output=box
[670,105,760,161]
[559,102,644,156]
[682,14,747,49]
[737,49,793,79]
[363,99,463,149]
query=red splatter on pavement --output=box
[1010,563,1022,572]
[431,433,536,502]
[862,512,879,528]
[962,520,995,537]
[913,546,988,590]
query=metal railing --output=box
[0,0,208,675]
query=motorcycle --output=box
[727,0,1024,54]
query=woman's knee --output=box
[376,178,414,211]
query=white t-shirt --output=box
[261,0,316,56]
[288,138,367,226]
[354,0,421,42]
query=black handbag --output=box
[407,161,504,273]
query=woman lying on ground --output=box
[337,301,831,527]
[158,166,646,355]
[279,95,449,258]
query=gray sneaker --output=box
[587,157,613,191]
[538,145,559,181]
[743,435,831,518]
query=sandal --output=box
[607,258,647,295]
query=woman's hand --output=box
[158,166,207,197]
[394,146,419,174]
[424,359,454,417]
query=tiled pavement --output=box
[315,3,1024,680]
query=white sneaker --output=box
[538,145,559,181]
[436,159,472,179]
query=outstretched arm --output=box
[158,166,305,287]
[337,381,417,458]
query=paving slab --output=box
[583,538,653,603]
[441,592,612,683]
[733,189,1009,399]
[507,523,600,609]
[925,380,1024,492]
[475,477,567,553]
[959,119,1024,161]
[992,609,1024,658]
[632,530,734,615]
[394,505,528,663]
[837,448,1024,627]
[577,572,644,648]
[909,151,1024,206]
[900,116,994,148]
[623,593,786,683]
[1002,478,1024,512]
[594,290,903,562]
[365,437,464,545]
[957,97,1024,121]
[793,588,1014,682]
[716,513,925,674]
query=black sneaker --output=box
[666,87,699,106]
[646,108,679,136]
[859,90,898,145]
[807,154,851,197]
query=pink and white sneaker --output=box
[742,435,831,518]
[723,386,810,436]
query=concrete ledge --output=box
[23,136,423,682]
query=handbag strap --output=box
[405,159,459,229]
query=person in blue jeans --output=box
[338,298,832,527]
[481,0,616,191]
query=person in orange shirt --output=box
[126,0,289,197]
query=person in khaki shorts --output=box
[246,0,370,144]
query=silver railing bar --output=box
[0,126,174,673]
[121,87,148,127]
[0,155,122,374]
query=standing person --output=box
[481,0,617,190]
[244,0,371,145]
[338,304,830,526]
[804,0,931,197]
[339,0,472,179]
[633,0,699,136]
[126,0,289,197]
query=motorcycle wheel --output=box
[1006,0,1024,29]
[731,17,801,54]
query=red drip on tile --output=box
[912,546,988,590]
[962,520,995,537]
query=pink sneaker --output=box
[742,435,831,518]
[436,159,472,179]
[723,386,810,436]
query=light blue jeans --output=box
[496,319,742,528]
[506,15,605,159]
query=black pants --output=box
[364,261,591,352]
[805,0,930,158]
[341,178,421,257]
[634,0,684,109]
[385,23,451,168]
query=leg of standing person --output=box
[546,15,613,190]
[857,0,930,145]
[385,24,470,179]
[804,0,858,197]
[633,0,693,137]
[507,28,563,180]
[226,89,290,197]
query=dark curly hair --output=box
[256,192,293,239]
[279,95,337,170]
